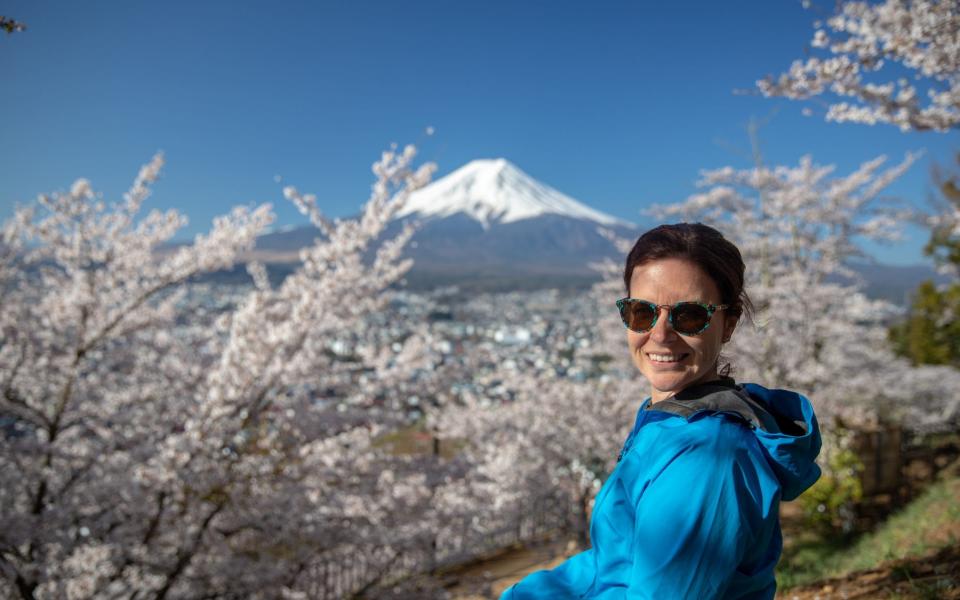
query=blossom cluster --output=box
[758,0,960,132]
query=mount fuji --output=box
[397,158,631,230]
[253,159,638,291]
[390,159,636,289]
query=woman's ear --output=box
[721,315,739,343]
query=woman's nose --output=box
[648,307,676,342]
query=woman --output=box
[501,223,821,600]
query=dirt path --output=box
[446,537,578,599]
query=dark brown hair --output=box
[623,223,752,320]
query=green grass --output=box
[776,529,852,589]
[835,474,960,573]
[777,467,960,590]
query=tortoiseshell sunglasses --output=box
[616,299,728,336]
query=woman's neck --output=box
[650,375,732,404]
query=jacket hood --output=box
[655,380,822,501]
[741,383,822,501]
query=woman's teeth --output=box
[648,353,684,362]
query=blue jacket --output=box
[501,382,821,600]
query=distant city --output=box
[176,280,628,422]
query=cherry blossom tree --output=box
[758,1,960,376]
[435,373,640,548]
[431,239,646,549]
[0,146,444,598]
[758,0,960,132]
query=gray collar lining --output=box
[647,380,806,436]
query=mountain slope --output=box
[397,158,632,229]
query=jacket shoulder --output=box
[619,414,773,494]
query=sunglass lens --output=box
[622,301,656,332]
[672,303,710,334]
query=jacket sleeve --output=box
[623,421,766,599]
[500,547,596,600]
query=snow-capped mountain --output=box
[398,158,631,230]
[250,158,638,291]
[387,158,637,289]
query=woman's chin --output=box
[648,369,724,400]
[647,375,690,398]
[640,359,692,387]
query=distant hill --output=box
[840,261,951,305]
[206,255,948,302]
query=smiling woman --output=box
[624,258,737,401]
[501,223,823,600]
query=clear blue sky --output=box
[2,1,957,264]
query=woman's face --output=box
[627,258,738,403]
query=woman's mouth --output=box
[647,352,689,363]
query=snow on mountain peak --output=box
[397,158,632,229]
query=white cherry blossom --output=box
[758,0,960,132]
